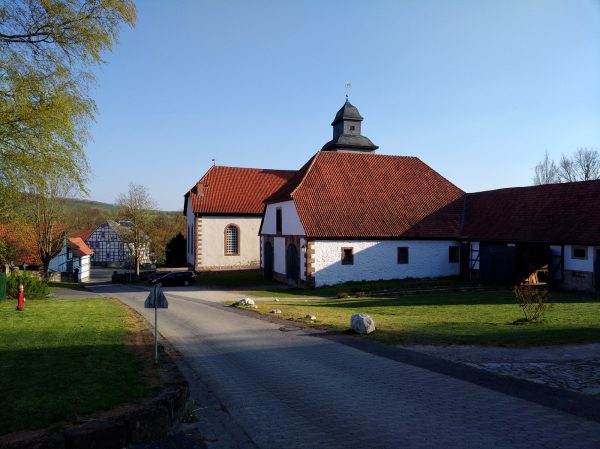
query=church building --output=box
[259,100,465,287]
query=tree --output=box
[22,175,75,277]
[116,183,155,276]
[0,0,136,211]
[532,151,558,185]
[533,148,600,184]
[146,212,185,265]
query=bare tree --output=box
[572,148,600,181]
[116,183,155,276]
[534,148,600,184]
[533,151,558,185]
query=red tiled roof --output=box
[185,166,297,215]
[70,229,93,242]
[0,224,42,266]
[68,237,93,257]
[267,151,464,239]
[462,181,600,245]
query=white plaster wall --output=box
[200,216,261,269]
[262,201,305,235]
[564,245,593,272]
[186,196,195,265]
[312,240,461,287]
[274,237,286,274]
[79,255,90,281]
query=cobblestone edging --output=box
[0,360,190,449]
[400,344,600,398]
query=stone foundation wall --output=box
[562,270,594,292]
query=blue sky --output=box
[87,0,600,211]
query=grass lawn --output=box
[47,281,87,290]
[0,297,152,436]
[197,270,280,289]
[244,290,600,346]
[245,277,480,298]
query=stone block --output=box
[63,419,126,449]
[125,405,170,445]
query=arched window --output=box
[225,225,240,255]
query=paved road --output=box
[90,284,600,449]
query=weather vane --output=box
[211,158,216,166]
[345,82,351,100]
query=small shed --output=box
[48,237,93,282]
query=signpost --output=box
[144,284,168,364]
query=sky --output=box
[86,0,600,211]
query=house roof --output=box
[67,237,93,257]
[462,180,600,245]
[266,151,465,239]
[184,166,297,215]
[70,228,93,241]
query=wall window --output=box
[341,247,354,265]
[449,246,459,263]
[276,208,282,234]
[397,247,409,264]
[225,225,240,255]
[572,246,587,260]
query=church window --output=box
[350,125,355,131]
[341,247,354,265]
[276,208,282,234]
[397,247,409,264]
[225,225,240,255]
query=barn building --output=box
[258,100,600,291]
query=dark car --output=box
[149,271,196,287]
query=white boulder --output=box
[238,298,256,307]
[270,309,282,314]
[350,314,376,335]
[305,314,317,321]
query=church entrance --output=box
[264,241,274,280]
[286,243,299,287]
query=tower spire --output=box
[345,82,351,101]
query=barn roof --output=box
[462,180,600,245]
[266,151,464,239]
[184,166,297,215]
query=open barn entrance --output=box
[479,242,551,285]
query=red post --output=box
[16,283,24,311]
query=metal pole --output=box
[154,285,158,364]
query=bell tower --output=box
[321,100,378,152]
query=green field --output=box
[0,298,151,435]
[245,290,600,346]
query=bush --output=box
[7,272,49,300]
[513,285,551,323]
[337,292,349,299]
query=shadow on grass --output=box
[0,343,152,435]
[277,290,600,307]
[366,324,600,347]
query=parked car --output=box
[149,271,196,286]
